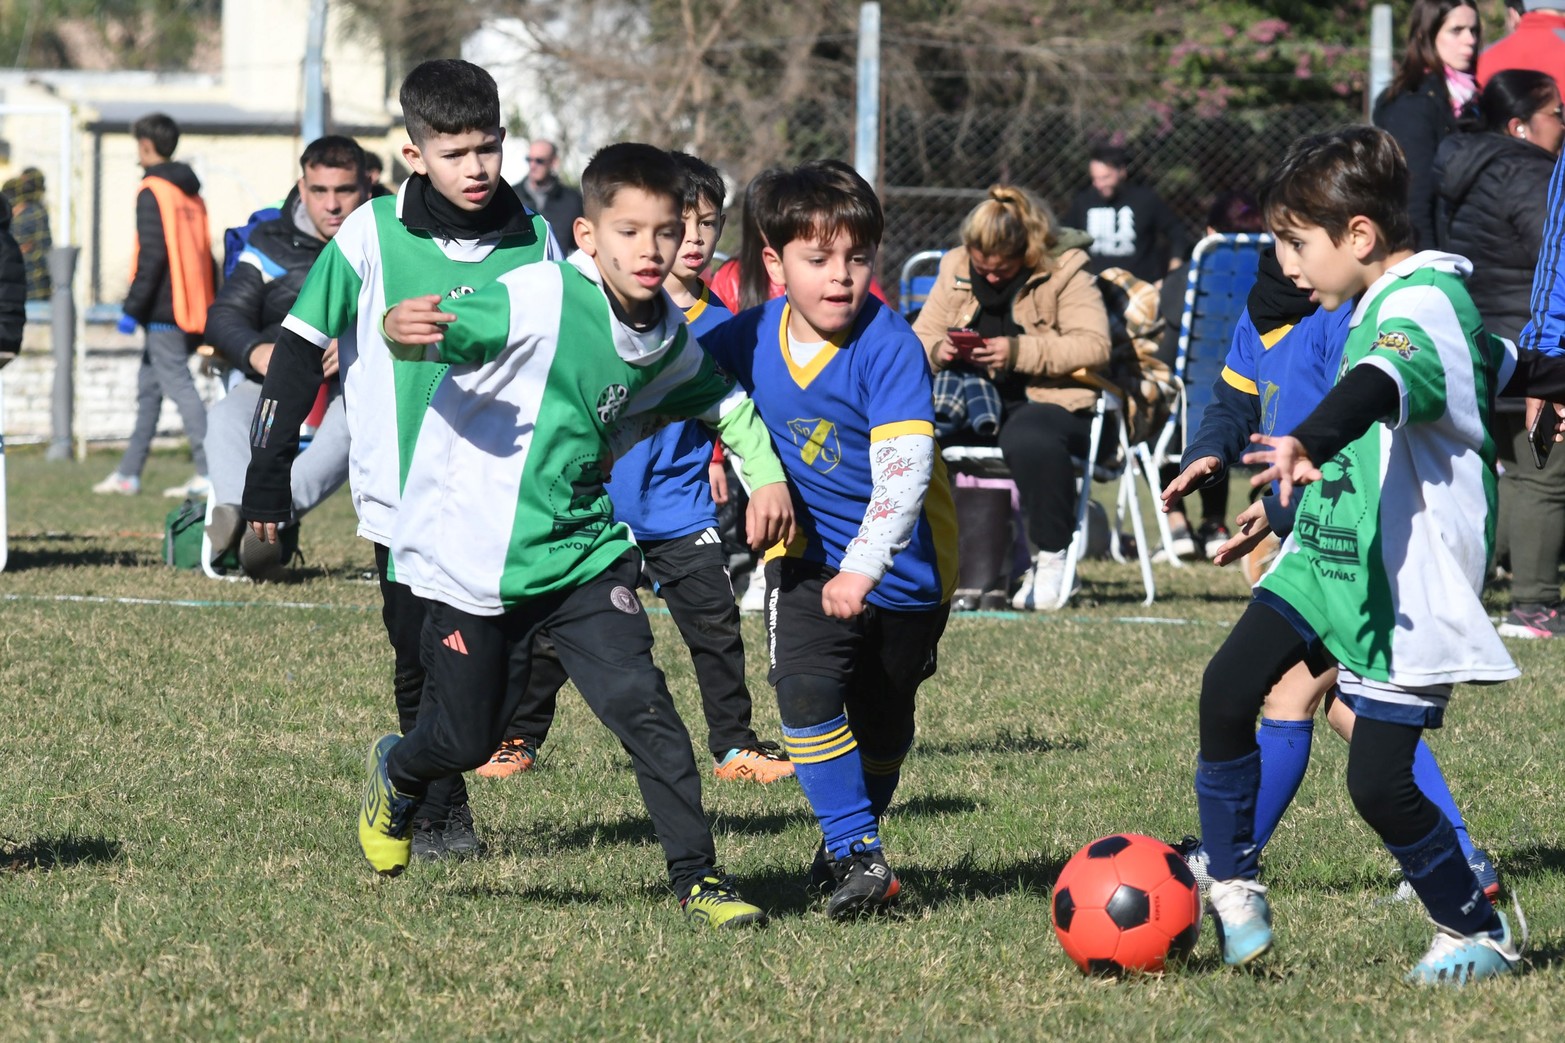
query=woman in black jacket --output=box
[1436,69,1565,638]
[1373,0,1481,249]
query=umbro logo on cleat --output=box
[442,630,469,655]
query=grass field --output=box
[3,445,1564,1040]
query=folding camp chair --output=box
[899,250,946,319]
[943,370,1155,609]
[1137,233,1272,563]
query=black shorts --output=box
[763,557,949,690]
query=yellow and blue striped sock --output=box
[783,715,878,859]
[861,745,910,819]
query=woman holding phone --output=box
[912,184,1111,609]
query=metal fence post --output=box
[855,2,881,189]
[1369,5,1394,118]
[46,246,78,462]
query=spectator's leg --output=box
[203,379,260,506]
[996,401,1093,554]
[117,338,163,479]
[1499,412,1565,612]
[144,326,208,475]
[289,387,351,515]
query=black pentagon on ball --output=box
[1169,920,1200,960]
[1105,883,1151,929]
[1054,887,1076,931]
[1165,851,1197,887]
[1086,958,1122,976]
[1087,835,1132,859]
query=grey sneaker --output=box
[1498,604,1565,639]
[206,503,244,561]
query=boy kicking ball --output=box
[1194,126,1530,983]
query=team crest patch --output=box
[610,585,641,615]
[786,417,841,473]
[1373,330,1418,360]
[596,384,630,424]
[447,285,475,299]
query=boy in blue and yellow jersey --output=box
[699,160,958,919]
[477,150,794,786]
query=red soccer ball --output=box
[1051,833,1201,975]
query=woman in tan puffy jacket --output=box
[912,185,1111,609]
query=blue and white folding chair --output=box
[899,250,946,319]
[1138,232,1271,564]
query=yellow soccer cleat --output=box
[358,734,416,876]
[680,872,769,929]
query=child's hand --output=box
[1161,455,1222,512]
[322,340,340,380]
[1209,499,1271,567]
[248,520,280,545]
[745,482,795,551]
[822,570,876,618]
[1243,433,1320,508]
[709,459,729,505]
[384,295,455,347]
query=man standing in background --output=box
[515,138,584,252]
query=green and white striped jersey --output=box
[388,252,783,614]
[1260,252,1518,687]
[278,185,558,546]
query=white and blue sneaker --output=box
[1407,908,1525,986]
[1208,878,1273,966]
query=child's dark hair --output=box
[755,160,883,256]
[132,113,179,158]
[300,135,365,176]
[737,169,782,310]
[668,151,726,214]
[1478,68,1559,134]
[1260,126,1415,252]
[580,143,684,218]
[399,59,501,146]
[1206,189,1263,234]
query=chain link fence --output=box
[877,65,1360,305]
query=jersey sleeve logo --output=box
[787,417,841,473]
[596,384,630,424]
[447,285,475,299]
[1373,330,1417,361]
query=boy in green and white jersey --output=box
[1195,126,1541,983]
[362,143,794,928]
[242,59,560,858]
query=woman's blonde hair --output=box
[959,185,1057,271]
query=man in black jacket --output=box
[0,192,23,368]
[514,138,583,252]
[202,136,366,577]
[1064,144,1189,284]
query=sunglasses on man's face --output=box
[528,156,551,165]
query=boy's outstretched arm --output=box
[1243,365,1399,507]
[243,327,326,541]
[825,426,937,619]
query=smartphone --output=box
[1530,402,1556,470]
[947,328,984,361]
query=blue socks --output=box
[861,743,910,819]
[1387,817,1499,936]
[1195,750,1262,881]
[1254,717,1314,851]
[1412,739,1476,860]
[782,715,879,859]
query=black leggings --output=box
[997,400,1092,554]
[1202,599,1438,848]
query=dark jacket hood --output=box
[1438,131,1544,206]
[143,160,202,196]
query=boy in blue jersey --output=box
[476,150,794,785]
[699,161,959,919]
[1162,249,1501,901]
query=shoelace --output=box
[741,741,788,762]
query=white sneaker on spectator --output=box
[1011,549,1075,611]
[162,474,212,500]
[92,472,140,495]
[738,571,767,613]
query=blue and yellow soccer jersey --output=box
[700,295,958,610]
[603,285,734,541]
[1219,305,1351,441]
